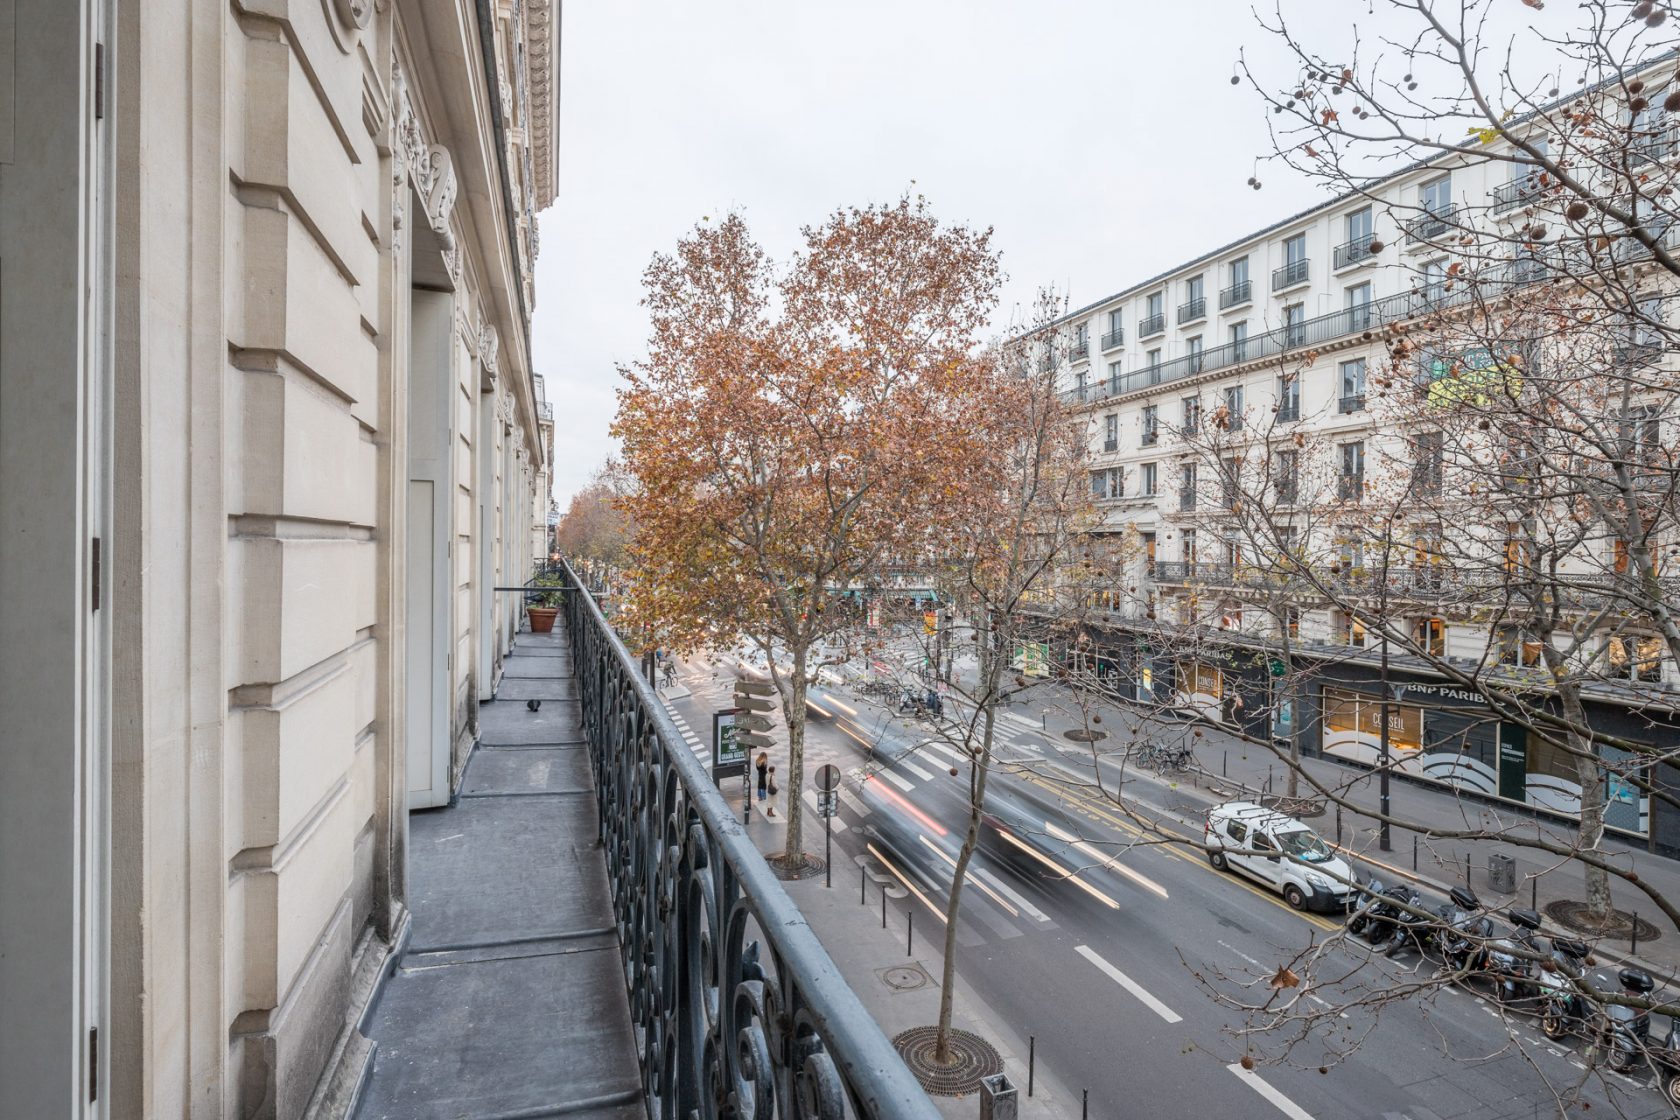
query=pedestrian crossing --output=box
[661,703,709,760]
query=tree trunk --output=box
[936,643,1001,1065]
[781,644,808,866]
[1558,683,1612,921]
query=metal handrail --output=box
[1139,312,1166,338]
[1218,280,1251,309]
[1101,326,1125,350]
[1177,296,1207,324]
[1333,237,1374,270]
[557,558,939,1119]
[1070,338,1090,360]
[1272,258,1310,291]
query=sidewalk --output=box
[723,781,1070,1118]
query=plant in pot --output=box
[526,576,565,633]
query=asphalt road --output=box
[664,656,1675,1120]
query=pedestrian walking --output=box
[766,765,779,817]
[755,752,769,801]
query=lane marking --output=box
[1075,945,1182,1023]
[973,865,1051,923]
[917,835,1019,917]
[874,767,915,792]
[1225,1062,1316,1120]
[1044,821,1169,900]
[896,758,936,782]
[866,843,948,923]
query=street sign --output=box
[733,696,778,713]
[817,790,839,818]
[816,763,842,793]
[734,730,776,750]
[735,712,774,732]
[711,711,746,780]
[733,680,777,697]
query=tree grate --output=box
[1544,899,1662,943]
[891,1026,1003,1096]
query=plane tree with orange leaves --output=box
[612,197,1002,869]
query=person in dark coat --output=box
[755,752,769,801]
[766,765,779,817]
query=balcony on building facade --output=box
[1103,437,1118,452]
[1141,427,1159,446]
[1057,252,1586,410]
[1276,402,1300,422]
[1631,119,1678,165]
[1102,326,1125,350]
[1615,338,1665,367]
[1272,258,1310,291]
[1139,312,1166,338]
[1177,296,1207,325]
[1337,472,1365,501]
[1338,393,1367,414]
[1071,337,1090,361]
[1333,237,1376,270]
[1218,279,1252,310]
[1491,178,1544,214]
[1405,204,1458,244]
[1150,560,1235,586]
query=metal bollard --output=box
[1335,804,1342,846]
[1412,836,1418,872]
[882,886,887,929]
[1028,1036,1035,1097]
[862,866,867,905]
[1082,1088,1089,1119]
[1633,912,1640,954]
[907,910,913,956]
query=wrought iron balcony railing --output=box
[1491,178,1543,214]
[1276,403,1300,422]
[1101,326,1125,350]
[1272,258,1310,291]
[1177,297,1207,324]
[559,560,939,1120]
[1333,237,1375,270]
[1070,338,1090,361]
[1140,428,1159,446]
[1138,312,1166,338]
[1218,279,1252,309]
[1404,204,1458,244]
[1338,393,1366,414]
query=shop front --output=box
[1319,680,1653,839]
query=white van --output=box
[1204,801,1354,912]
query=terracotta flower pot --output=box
[527,606,559,634]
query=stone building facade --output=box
[0,0,558,1117]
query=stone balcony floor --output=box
[354,628,644,1120]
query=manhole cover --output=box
[1544,899,1662,943]
[892,1026,1003,1096]
[765,852,826,881]
[879,964,931,992]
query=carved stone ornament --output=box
[333,0,372,31]
[424,146,458,245]
[479,315,500,381]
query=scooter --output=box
[1346,875,1387,939]
[1485,908,1543,1007]
[1537,936,1592,1041]
[1433,886,1493,976]
[1646,1016,1680,1108]
[1375,883,1430,958]
[1592,966,1655,1074]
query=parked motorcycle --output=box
[1346,875,1386,939]
[1646,1016,1680,1108]
[1432,886,1493,976]
[1485,907,1543,1007]
[1592,966,1655,1074]
[1374,882,1430,958]
[1537,936,1592,1042]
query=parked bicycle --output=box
[1136,741,1193,772]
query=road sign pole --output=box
[825,814,832,888]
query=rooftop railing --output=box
[560,559,940,1120]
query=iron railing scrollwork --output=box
[558,559,939,1120]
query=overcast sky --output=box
[532,0,1555,506]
